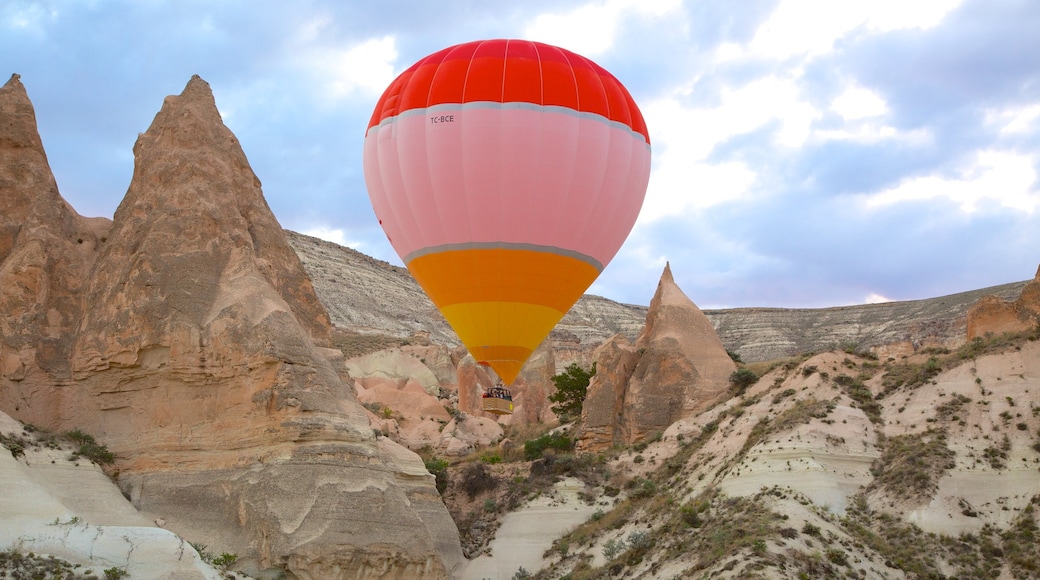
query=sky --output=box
[2,0,1039,309]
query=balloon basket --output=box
[482,397,513,415]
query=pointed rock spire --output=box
[578,263,736,450]
[0,74,109,384]
[74,74,331,369]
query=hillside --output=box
[286,230,1029,362]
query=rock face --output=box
[966,264,1040,339]
[578,264,735,451]
[0,75,462,578]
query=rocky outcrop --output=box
[966,265,1040,339]
[576,335,639,452]
[0,75,462,578]
[578,264,735,451]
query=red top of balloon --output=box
[366,39,649,145]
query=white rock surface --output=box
[460,477,597,579]
[0,411,223,579]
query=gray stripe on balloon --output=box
[404,241,604,272]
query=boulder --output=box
[438,413,503,456]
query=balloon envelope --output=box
[363,39,650,384]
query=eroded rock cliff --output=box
[966,265,1040,339]
[0,74,462,578]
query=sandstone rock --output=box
[624,263,735,436]
[0,75,462,578]
[578,264,735,451]
[355,380,451,449]
[456,354,498,418]
[347,347,442,396]
[576,335,638,452]
[966,264,1040,339]
[0,74,111,386]
[438,413,503,456]
[0,410,222,579]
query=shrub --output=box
[65,430,115,465]
[523,432,573,460]
[603,537,627,560]
[460,463,498,498]
[212,553,238,569]
[424,457,450,494]
[729,368,759,396]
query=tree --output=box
[548,362,596,421]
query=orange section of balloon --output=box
[363,39,651,385]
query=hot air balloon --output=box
[363,39,650,415]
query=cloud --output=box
[523,0,682,56]
[289,22,398,102]
[637,75,818,223]
[301,227,359,249]
[863,150,1039,214]
[989,104,1040,136]
[831,86,887,120]
[749,0,963,60]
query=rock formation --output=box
[291,228,1030,365]
[966,264,1040,339]
[0,75,462,578]
[578,264,735,451]
[0,74,110,388]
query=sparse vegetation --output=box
[869,429,955,501]
[460,462,498,498]
[832,374,882,423]
[741,397,835,455]
[0,549,89,579]
[423,456,450,494]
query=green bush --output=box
[729,368,759,396]
[523,432,574,460]
[65,430,115,465]
[424,457,450,494]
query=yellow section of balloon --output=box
[440,301,563,384]
[408,248,599,383]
